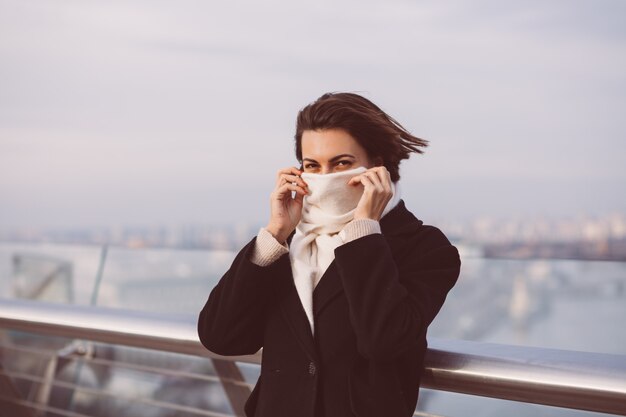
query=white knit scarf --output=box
[289,166,402,336]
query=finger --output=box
[377,167,393,192]
[372,168,392,192]
[371,166,391,184]
[347,174,363,186]
[359,174,374,191]
[276,183,307,197]
[364,171,385,192]
[383,168,393,190]
[276,167,303,184]
[276,175,306,190]
[369,166,386,176]
[376,166,391,180]
[278,174,308,189]
[293,189,305,205]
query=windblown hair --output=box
[294,92,428,182]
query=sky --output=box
[1,0,625,230]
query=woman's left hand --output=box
[347,166,393,221]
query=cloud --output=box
[0,0,624,228]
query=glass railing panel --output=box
[91,246,235,314]
[0,242,105,306]
[429,256,626,355]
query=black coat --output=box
[198,200,461,417]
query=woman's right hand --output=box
[265,167,309,244]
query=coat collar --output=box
[380,199,423,236]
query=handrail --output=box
[0,297,257,363]
[0,298,625,416]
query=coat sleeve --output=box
[333,226,461,361]
[197,236,290,356]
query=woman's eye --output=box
[336,160,352,167]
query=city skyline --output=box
[2,209,625,260]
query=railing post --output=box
[32,341,92,415]
[212,359,252,417]
[0,365,36,417]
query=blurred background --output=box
[1,1,625,416]
[1,0,625,236]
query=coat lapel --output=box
[313,262,342,317]
[278,285,318,360]
[314,199,424,319]
[277,199,422,360]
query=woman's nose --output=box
[320,165,332,175]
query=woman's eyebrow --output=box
[302,154,356,163]
[329,154,356,162]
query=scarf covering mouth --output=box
[289,166,401,336]
[299,166,368,233]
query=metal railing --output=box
[0,298,625,416]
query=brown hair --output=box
[294,92,428,182]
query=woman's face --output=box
[301,129,375,174]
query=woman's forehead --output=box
[301,129,366,159]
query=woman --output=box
[198,92,461,417]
